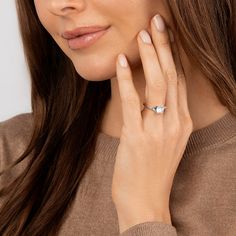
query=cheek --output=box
[66,26,142,82]
[70,2,155,81]
[68,17,149,80]
[33,0,151,82]
[34,1,48,27]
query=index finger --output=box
[116,54,143,131]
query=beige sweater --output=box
[0,112,236,235]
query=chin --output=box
[72,54,117,82]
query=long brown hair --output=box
[0,0,235,235]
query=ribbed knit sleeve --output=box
[119,221,177,235]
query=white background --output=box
[0,0,32,122]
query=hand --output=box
[111,14,193,233]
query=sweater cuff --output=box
[119,221,177,236]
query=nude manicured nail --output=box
[139,30,152,44]
[153,14,166,32]
[118,54,128,68]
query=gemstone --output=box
[153,106,166,113]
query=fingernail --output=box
[168,28,175,43]
[139,30,152,44]
[153,14,166,32]
[118,54,128,68]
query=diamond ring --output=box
[143,104,167,114]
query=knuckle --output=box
[122,94,139,105]
[168,78,178,86]
[177,72,185,80]
[186,120,194,133]
[125,131,147,148]
[123,125,143,139]
[182,116,194,134]
[165,70,177,83]
[149,79,167,90]
[149,49,158,58]
[122,74,132,81]
[158,37,170,48]
[151,133,162,142]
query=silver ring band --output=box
[143,104,167,114]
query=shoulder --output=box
[0,113,33,136]
[221,134,236,151]
[0,113,33,171]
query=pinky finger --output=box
[116,54,143,131]
[170,34,190,117]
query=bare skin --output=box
[100,35,229,138]
[33,0,229,138]
[34,0,229,234]
[109,14,229,233]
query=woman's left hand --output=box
[111,14,193,233]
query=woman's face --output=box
[34,0,171,81]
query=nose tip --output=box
[48,1,85,16]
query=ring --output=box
[143,103,167,114]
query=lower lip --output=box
[67,27,110,50]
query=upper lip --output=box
[62,25,110,40]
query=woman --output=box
[0,0,235,235]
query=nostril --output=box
[61,7,76,12]
[48,1,86,16]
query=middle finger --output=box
[151,14,178,118]
[137,30,167,111]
